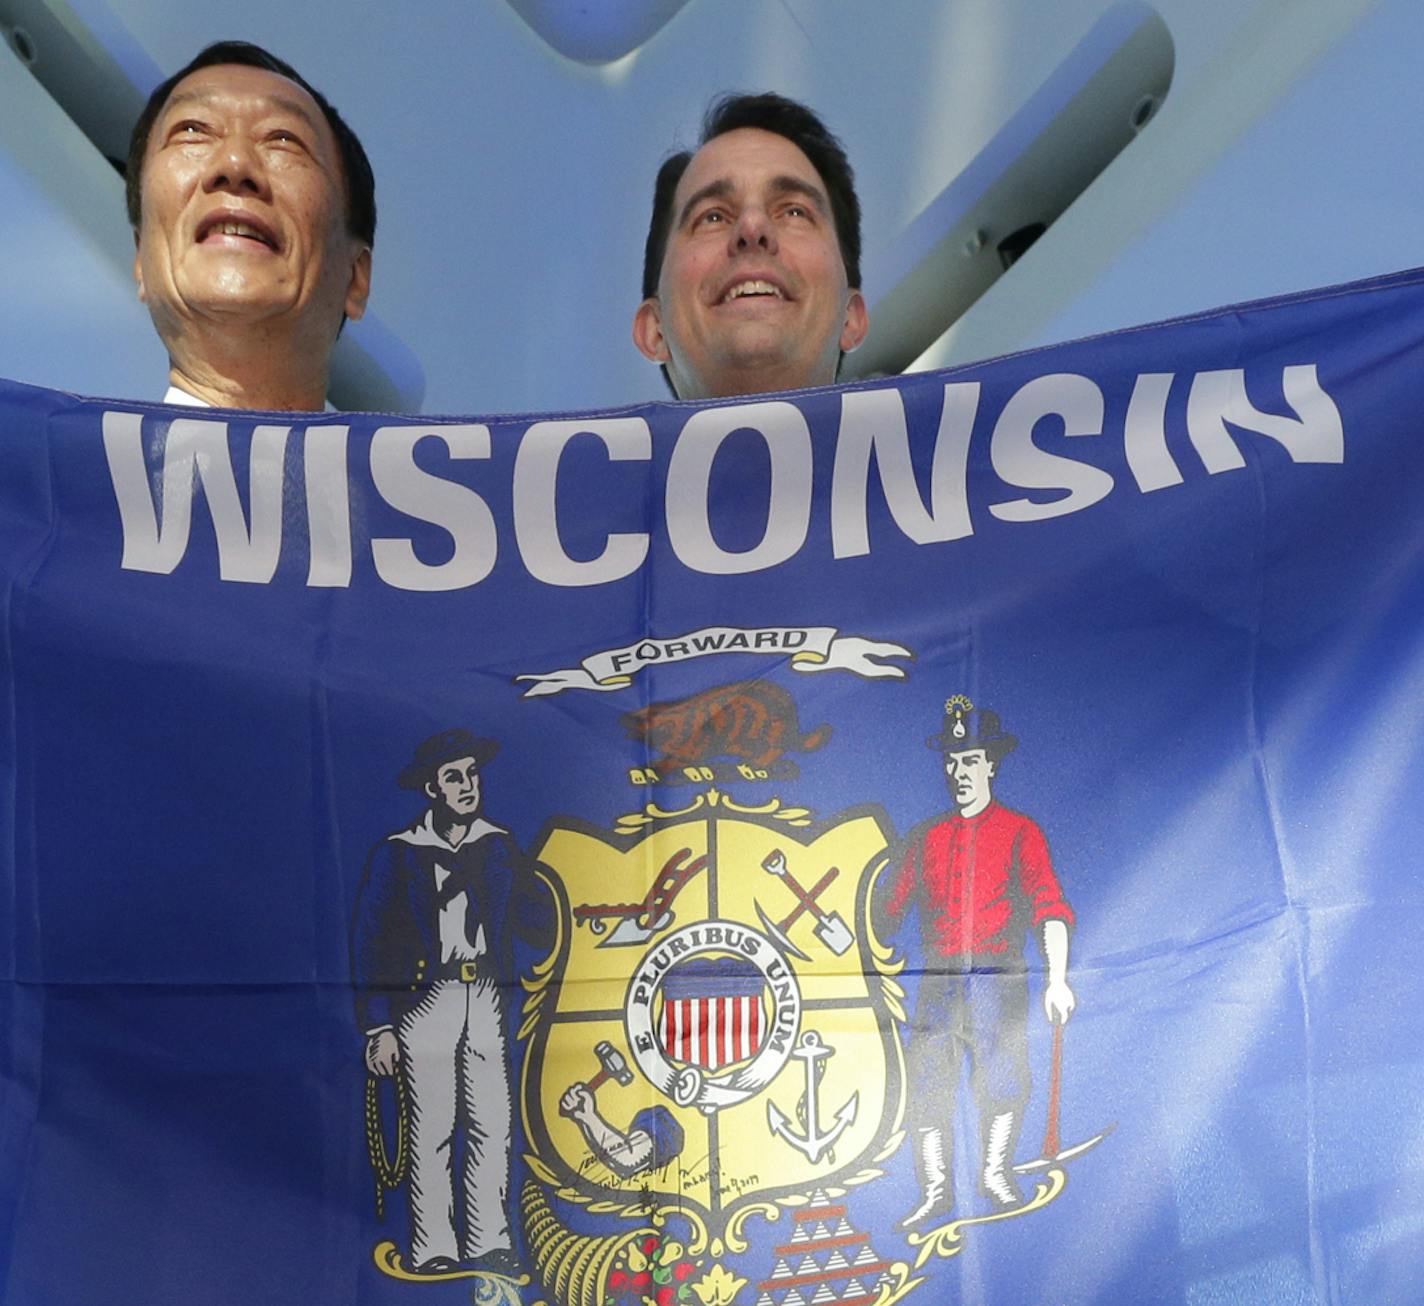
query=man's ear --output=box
[133,234,148,305]
[424,780,438,802]
[344,246,373,322]
[633,297,671,364]
[840,289,869,354]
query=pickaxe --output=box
[584,1040,634,1096]
[755,849,854,957]
[1013,1022,1115,1172]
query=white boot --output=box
[981,1110,1023,1207]
[900,1126,952,1228]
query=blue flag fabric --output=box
[2,268,1423,1306]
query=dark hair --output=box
[125,40,376,247]
[640,91,861,302]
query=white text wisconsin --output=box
[102,367,1343,589]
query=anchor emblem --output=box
[766,1031,858,1163]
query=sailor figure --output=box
[352,729,540,1274]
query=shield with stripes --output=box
[522,788,904,1245]
[659,955,767,1072]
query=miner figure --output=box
[885,697,1075,1225]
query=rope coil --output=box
[364,1072,410,1219]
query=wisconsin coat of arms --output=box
[518,687,911,1305]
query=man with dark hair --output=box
[633,92,868,399]
[351,730,536,1275]
[885,697,1076,1227]
[126,40,374,410]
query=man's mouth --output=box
[196,215,280,251]
[719,279,787,304]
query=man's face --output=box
[427,756,481,818]
[945,748,995,816]
[133,63,370,346]
[634,127,867,399]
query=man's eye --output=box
[697,210,727,226]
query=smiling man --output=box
[634,93,868,399]
[126,41,374,410]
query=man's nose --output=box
[731,206,777,255]
[202,136,271,201]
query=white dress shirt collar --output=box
[162,383,336,412]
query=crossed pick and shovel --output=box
[754,849,855,960]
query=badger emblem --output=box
[621,680,831,774]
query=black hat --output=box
[926,695,1017,758]
[398,728,499,790]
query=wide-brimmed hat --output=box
[925,696,1017,758]
[398,728,499,790]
